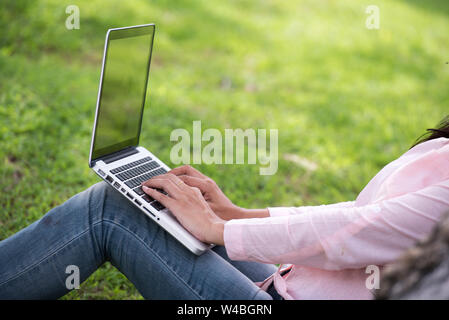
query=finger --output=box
[178,175,208,193]
[142,186,173,208]
[147,173,189,192]
[190,186,204,197]
[142,176,180,197]
[170,165,206,179]
[163,173,191,191]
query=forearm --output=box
[229,201,356,220]
[211,208,268,246]
[226,207,269,220]
[224,180,449,267]
[239,208,270,219]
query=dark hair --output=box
[376,212,449,299]
[412,115,449,148]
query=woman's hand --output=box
[169,165,243,220]
[141,173,225,245]
[170,165,269,220]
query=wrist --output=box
[227,205,246,220]
[236,208,270,219]
[209,219,225,245]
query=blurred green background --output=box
[0,0,448,299]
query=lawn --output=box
[0,0,448,299]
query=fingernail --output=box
[142,186,149,191]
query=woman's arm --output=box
[170,165,355,219]
[144,166,449,271]
[236,208,270,218]
[268,201,355,217]
[170,165,271,220]
[224,179,449,269]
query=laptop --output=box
[88,24,210,255]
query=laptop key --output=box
[142,194,154,203]
[155,188,168,195]
[133,186,144,196]
[151,201,165,211]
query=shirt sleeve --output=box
[268,201,355,217]
[224,180,449,270]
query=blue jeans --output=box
[0,182,280,300]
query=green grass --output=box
[1,0,448,299]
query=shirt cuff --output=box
[223,220,247,260]
[268,207,292,217]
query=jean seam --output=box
[0,222,102,288]
[101,218,204,300]
[87,183,109,261]
[251,288,270,300]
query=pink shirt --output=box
[224,137,449,299]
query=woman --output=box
[1,117,448,300]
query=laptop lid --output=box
[89,24,155,167]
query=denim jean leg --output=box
[97,182,273,299]
[0,182,274,300]
[0,183,108,299]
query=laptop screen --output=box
[91,25,155,161]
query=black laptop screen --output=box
[91,25,155,161]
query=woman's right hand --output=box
[170,165,270,220]
[169,165,243,220]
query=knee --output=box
[70,181,156,239]
[87,181,111,203]
[83,181,110,208]
[63,182,113,223]
[37,182,112,229]
[84,182,123,219]
[84,181,140,223]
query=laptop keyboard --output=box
[109,156,168,211]
[116,161,160,182]
[110,156,152,174]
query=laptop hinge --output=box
[98,147,139,164]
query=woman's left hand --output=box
[141,173,225,245]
